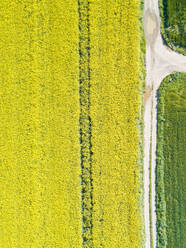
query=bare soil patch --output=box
[144,10,158,47]
[144,86,152,103]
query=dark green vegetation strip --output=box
[156,73,186,247]
[78,0,93,247]
[149,104,153,248]
[159,0,186,55]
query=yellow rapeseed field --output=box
[89,1,144,247]
[0,0,144,247]
[0,1,81,247]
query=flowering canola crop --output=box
[0,0,144,247]
[89,1,144,247]
[0,1,81,247]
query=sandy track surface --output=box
[143,0,186,247]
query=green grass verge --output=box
[156,72,186,247]
[149,93,153,248]
[139,1,146,246]
[159,0,186,55]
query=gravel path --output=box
[143,0,186,247]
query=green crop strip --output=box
[156,73,186,247]
[159,0,186,55]
[149,94,153,248]
[78,1,93,247]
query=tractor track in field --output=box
[78,1,93,246]
[143,0,186,247]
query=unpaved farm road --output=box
[143,0,186,247]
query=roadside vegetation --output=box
[159,0,186,55]
[156,73,186,247]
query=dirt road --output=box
[143,0,186,247]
